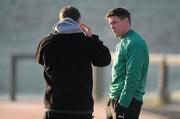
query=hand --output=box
[80,23,92,37]
[115,103,126,119]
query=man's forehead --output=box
[108,16,121,22]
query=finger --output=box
[80,24,87,31]
[80,23,90,31]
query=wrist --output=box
[115,103,126,113]
[87,33,93,37]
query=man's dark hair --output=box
[59,6,81,21]
[105,7,131,24]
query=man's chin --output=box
[112,32,121,37]
[114,34,120,37]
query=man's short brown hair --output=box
[105,7,131,24]
[59,5,81,21]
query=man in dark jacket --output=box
[35,5,111,119]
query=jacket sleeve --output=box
[35,34,52,65]
[88,34,111,67]
[119,42,147,108]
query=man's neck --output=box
[124,26,131,34]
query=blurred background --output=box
[0,0,180,119]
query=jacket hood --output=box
[53,18,83,34]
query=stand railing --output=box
[10,53,180,103]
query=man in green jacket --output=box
[105,7,149,119]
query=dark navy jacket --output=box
[35,33,111,114]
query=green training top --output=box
[110,30,149,108]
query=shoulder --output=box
[37,33,57,52]
[126,31,147,48]
[39,33,56,43]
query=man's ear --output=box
[124,18,129,24]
